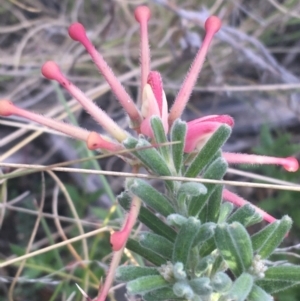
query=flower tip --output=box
[205,16,222,35]
[222,115,234,127]
[284,157,299,172]
[134,6,151,23]
[41,61,62,81]
[86,131,103,150]
[0,99,14,116]
[68,22,87,42]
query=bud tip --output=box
[0,99,14,116]
[41,61,62,81]
[134,6,151,23]
[68,22,87,42]
[284,157,299,172]
[205,16,222,35]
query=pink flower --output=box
[185,115,234,152]
[140,71,169,137]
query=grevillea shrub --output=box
[1,6,300,301]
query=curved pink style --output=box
[0,100,89,141]
[168,16,222,125]
[134,6,151,91]
[68,22,142,126]
[223,152,299,172]
[41,61,128,142]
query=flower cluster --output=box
[0,5,299,301]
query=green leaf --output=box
[211,272,232,293]
[199,184,223,223]
[127,275,169,294]
[139,232,174,259]
[247,284,273,301]
[123,137,172,178]
[195,255,215,275]
[251,215,292,259]
[173,282,194,299]
[143,287,180,301]
[118,192,177,242]
[122,135,139,149]
[177,182,207,199]
[138,207,177,242]
[218,202,234,223]
[211,255,226,276]
[199,237,217,257]
[215,222,253,277]
[116,266,159,282]
[188,158,227,216]
[117,191,131,211]
[184,124,231,178]
[150,116,170,162]
[167,214,188,227]
[193,222,215,247]
[189,277,212,295]
[172,217,201,267]
[225,273,254,301]
[126,239,166,266]
[128,179,175,217]
[170,119,187,173]
[256,265,300,294]
[227,204,263,227]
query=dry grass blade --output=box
[1,162,300,192]
[8,173,45,301]
[0,226,110,269]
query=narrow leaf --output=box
[199,184,223,223]
[189,277,212,295]
[188,158,227,216]
[127,275,169,294]
[170,119,186,173]
[218,202,234,223]
[211,272,232,293]
[226,273,253,301]
[118,192,177,242]
[177,182,207,199]
[172,217,201,267]
[139,232,174,259]
[143,287,180,301]
[123,137,172,178]
[128,179,175,217]
[193,222,215,247]
[185,125,231,178]
[199,237,217,257]
[251,215,292,259]
[150,116,169,162]
[167,214,188,227]
[227,204,263,227]
[138,207,177,242]
[195,255,215,275]
[247,284,273,301]
[126,239,166,266]
[256,265,300,294]
[215,222,253,277]
[116,266,159,282]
